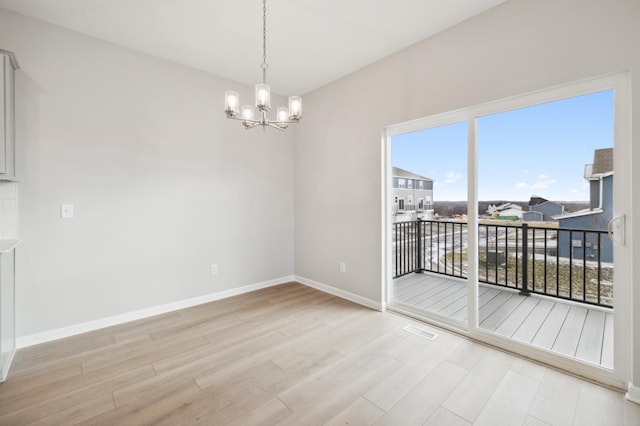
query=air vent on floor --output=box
[403,324,438,340]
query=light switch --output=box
[61,204,74,219]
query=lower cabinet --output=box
[0,248,16,381]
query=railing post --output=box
[416,218,423,273]
[520,223,530,296]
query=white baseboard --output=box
[16,275,295,349]
[626,383,640,405]
[295,275,385,311]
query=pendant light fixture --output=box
[224,0,302,130]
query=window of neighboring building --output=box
[408,180,413,189]
[398,179,406,188]
[590,179,601,210]
[419,181,424,190]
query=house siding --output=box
[558,175,613,262]
[531,202,564,221]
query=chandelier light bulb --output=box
[255,84,271,110]
[241,105,254,121]
[288,96,302,120]
[224,91,239,117]
[277,107,289,122]
[227,94,238,108]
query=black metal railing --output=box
[392,219,612,308]
[393,219,466,279]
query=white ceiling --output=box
[0,0,508,95]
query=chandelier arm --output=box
[243,122,261,130]
[226,116,254,122]
[227,115,299,125]
[266,122,286,131]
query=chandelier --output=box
[224,0,302,130]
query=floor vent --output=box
[403,324,438,340]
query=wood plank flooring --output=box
[393,273,614,369]
[1,282,638,425]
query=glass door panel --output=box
[390,122,469,328]
[476,90,616,369]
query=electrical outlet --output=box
[61,204,74,219]
[211,264,218,275]
[339,262,346,273]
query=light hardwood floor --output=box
[0,282,638,425]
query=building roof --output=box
[585,148,613,179]
[554,208,603,220]
[392,167,433,181]
[528,196,548,206]
[534,200,564,209]
[592,148,613,175]
[496,203,523,211]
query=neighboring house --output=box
[523,196,564,222]
[555,148,613,262]
[522,211,544,221]
[487,202,523,220]
[392,167,434,221]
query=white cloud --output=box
[530,175,557,190]
[444,172,462,184]
[531,181,554,190]
[515,182,530,189]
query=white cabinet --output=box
[0,245,17,381]
[0,49,19,382]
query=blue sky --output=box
[391,90,614,201]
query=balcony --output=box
[392,219,613,368]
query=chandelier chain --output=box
[262,0,267,84]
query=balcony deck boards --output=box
[392,272,613,369]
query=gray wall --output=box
[0,9,295,337]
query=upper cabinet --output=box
[0,50,18,180]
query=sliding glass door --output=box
[385,73,631,388]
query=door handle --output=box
[607,214,625,245]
